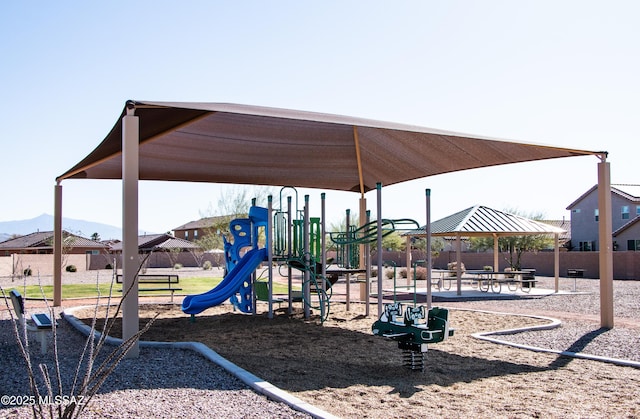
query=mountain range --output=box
[0,214,154,242]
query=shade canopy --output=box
[405,205,567,237]
[57,101,602,193]
[52,100,615,344]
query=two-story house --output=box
[173,215,234,242]
[567,184,640,251]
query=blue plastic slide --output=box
[181,247,267,315]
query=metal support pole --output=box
[287,196,293,315]
[303,195,311,319]
[365,210,371,317]
[425,189,432,309]
[122,105,139,358]
[267,195,274,319]
[321,193,326,288]
[598,158,614,328]
[493,233,499,272]
[345,208,351,311]
[320,193,326,321]
[376,182,383,318]
[554,233,560,293]
[456,234,462,296]
[53,183,63,306]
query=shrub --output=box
[385,269,395,279]
[447,261,465,276]
[66,265,77,272]
[399,268,408,278]
[5,262,158,419]
[174,263,183,270]
[203,260,212,270]
[105,263,113,270]
[413,267,427,280]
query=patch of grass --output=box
[13,276,225,300]
[12,276,298,300]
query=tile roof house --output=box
[109,234,201,253]
[567,184,640,251]
[0,231,108,256]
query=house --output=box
[173,215,234,242]
[0,230,108,256]
[566,184,640,251]
[107,233,206,269]
[109,233,201,253]
[540,219,571,249]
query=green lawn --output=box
[9,276,293,300]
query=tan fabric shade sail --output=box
[57,101,603,192]
[53,101,615,343]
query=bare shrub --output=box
[1,259,158,419]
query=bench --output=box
[498,277,539,293]
[9,290,54,354]
[469,271,538,293]
[116,274,182,302]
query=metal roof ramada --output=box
[404,205,566,237]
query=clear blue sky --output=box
[1,1,638,237]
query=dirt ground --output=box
[74,302,640,419]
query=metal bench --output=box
[116,274,182,302]
[9,290,54,354]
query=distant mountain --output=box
[0,214,152,241]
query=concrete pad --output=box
[385,286,584,302]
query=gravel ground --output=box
[0,304,311,419]
[1,269,313,418]
[440,276,640,363]
[1,270,639,418]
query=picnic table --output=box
[465,270,537,293]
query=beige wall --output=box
[4,250,639,280]
[0,254,89,277]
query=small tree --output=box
[198,185,276,250]
[411,236,445,263]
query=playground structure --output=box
[182,188,340,321]
[181,186,451,335]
